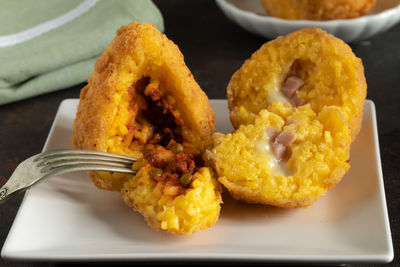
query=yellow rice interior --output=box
[213,102,350,204]
[96,69,221,234]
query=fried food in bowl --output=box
[228,28,366,140]
[260,0,376,20]
[72,22,221,235]
[208,102,350,208]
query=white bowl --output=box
[216,0,400,42]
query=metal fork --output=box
[0,149,137,204]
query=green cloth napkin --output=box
[0,0,164,105]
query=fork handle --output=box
[0,165,136,204]
[0,183,27,204]
[0,185,11,204]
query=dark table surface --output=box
[0,1,398,266]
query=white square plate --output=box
[1,99,393,263]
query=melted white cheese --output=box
[255,138,292,177]
[268,87,289,104]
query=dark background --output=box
[0,0,398,266]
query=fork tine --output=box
[40,159,133,174]
[36,154,135,167]
[37,149,136,162]
[42,163,137,177]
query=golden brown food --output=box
[228,28,366,141]
[261,0,376,20]
[122,166,221,235]
[209,102,350,208]
[72,21,215,190]
[72,22,221,235]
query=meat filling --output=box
[268,128,297,161]
[280,59,311,107]
[281,76,305,107]
[127,77,202,190]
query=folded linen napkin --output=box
[0,0,164,105]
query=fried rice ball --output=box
[72,22,221,235]
[260,0,376,20]
[208,102,350,208]
[228,28,366,140]
[72,21,215,190]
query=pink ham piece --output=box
[272,142,287,161]
[267,128,297,161]
[275,132,297,146]
[281,76,304,98]
[292,94,306,107]
[267,128,278,140]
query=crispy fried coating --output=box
[228,28,366,141]
[72,22,216,191]
[261,0,376,20]
[209,103,350,208]
[72,22,221,235]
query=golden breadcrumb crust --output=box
[227,28,366,141]
[210,103,351,208]
[72,22,215,191]
[261,0,376,20]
